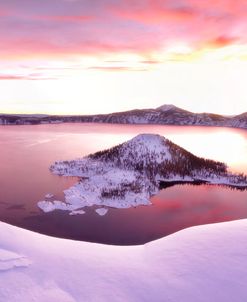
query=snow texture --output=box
[37,200,79,213]
[0,248,31,271]
[1,220,247,301]
[156,104,177,111]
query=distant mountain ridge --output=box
[0,104,246,130]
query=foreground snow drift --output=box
[1,220,247,301]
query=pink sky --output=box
[0,0,247,115]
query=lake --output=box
[0,123,247,245]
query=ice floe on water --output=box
[95,208,108,216]
[69,209,86,216]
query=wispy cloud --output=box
[0,73,56,80]
[88,66,148,72]
[33,14,95,22]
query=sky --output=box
[0,0,247,115]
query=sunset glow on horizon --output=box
[1,0,247,115]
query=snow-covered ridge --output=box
[0,104,247,130]
[156,104,177,111]
[38,134,247,215]
[1,219,247,301]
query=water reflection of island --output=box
[160,180,247,191]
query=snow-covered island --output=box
[38,134,247,214]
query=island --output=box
[38,134,247,215]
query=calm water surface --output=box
[0,123,247,245]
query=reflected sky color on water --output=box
[0,123,247,245]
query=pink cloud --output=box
[0,0,247,58]
[0,7,12,17]
[34,14,95,22]
[109,0,197,24]
[0,75,26,80]
[205,35,239,48]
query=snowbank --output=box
[1,219,247,301]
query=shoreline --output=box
[38,176,247,215]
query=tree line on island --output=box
[89,139,224,176]
[89,138,247,184]
[51,136,247,201]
